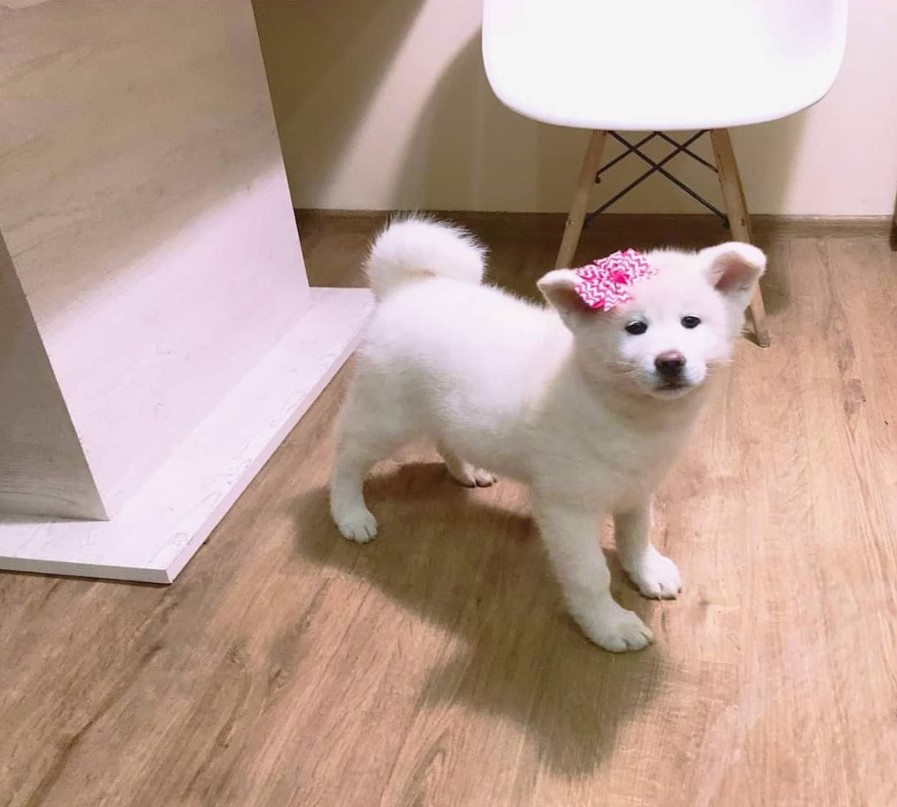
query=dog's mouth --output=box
[651,380,695,398]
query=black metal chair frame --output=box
[584,130,728,228]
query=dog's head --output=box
[538,243,766,400]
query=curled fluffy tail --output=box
[364,216,485,300]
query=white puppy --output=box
[330,217,765,652]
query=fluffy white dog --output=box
[330,217,765,652]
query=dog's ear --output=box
[537,269,596,328]
[701,242,766,310]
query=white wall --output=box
[255,0,897,216]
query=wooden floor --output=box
[3,214,897,806]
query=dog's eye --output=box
[681,316,701,329]
[625,321,648,336]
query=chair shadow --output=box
[293,458,668,778]
[254,0,425,212]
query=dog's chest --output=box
[535,420,685,507]
[597,432,676,497]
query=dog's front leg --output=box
[614,499,682,599]
[535,501,653,652]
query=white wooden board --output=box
[0,231,106,519]
[0,3,312,514]
[0,288,372,583]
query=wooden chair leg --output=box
[889,192,897,250]
[710,128,770,347]
[555,130,607,269]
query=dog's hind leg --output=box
[330,392,408,543]
[437,442,495,488]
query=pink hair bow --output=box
[573,249,657,311]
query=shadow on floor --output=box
[293,457,668,779]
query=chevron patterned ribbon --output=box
[573,249,657,311]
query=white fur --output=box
[330,218,765,652]
[364,215,485,299]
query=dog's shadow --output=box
[293,458,668,778]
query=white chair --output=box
[482,0,848,346]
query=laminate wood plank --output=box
[2,216,896,806]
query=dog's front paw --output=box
[579,599,654,653]
[334,508,378,543]
[624,547,681,599]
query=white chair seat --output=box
[482,0,848,131]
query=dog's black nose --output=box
[655,350,686,377]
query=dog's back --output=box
[354,217,562,477]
